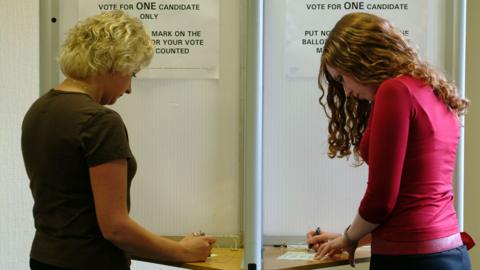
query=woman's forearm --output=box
[347,213,379,242]
[102,216,188,262]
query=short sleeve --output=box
[80,109,133,167]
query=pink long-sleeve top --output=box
[359,75,460,242]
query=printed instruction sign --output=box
[79,0,219,79]
[285,0,428,78]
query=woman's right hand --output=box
[178,234,216,262]
[306,230,341,252]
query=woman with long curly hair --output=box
[306,12,472,270]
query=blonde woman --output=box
[22,10,215,270]
[306,12,473,270]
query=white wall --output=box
[0,0,38,269]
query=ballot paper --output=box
[277,251,316,261]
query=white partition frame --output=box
[244,1,263,268]
[454,0,467,231]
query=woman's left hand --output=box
[315,234,357,267]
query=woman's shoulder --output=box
[47,90,120,118]
[377,76,413,98]
[44,90,124,127]
[377,75,428,98]
[382,75,426,89]
[82,106,124,129]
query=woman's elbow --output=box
[99,219,129,244]
[360,201,395,223]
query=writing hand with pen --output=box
[178,230,216,262]
[306,227,340,251]
[306,227,360,267]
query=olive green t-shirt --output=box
[21,89,137,270]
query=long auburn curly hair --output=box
[318,12,469,161]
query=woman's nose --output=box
[126,81,132,94]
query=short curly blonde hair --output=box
[59,10,154,79]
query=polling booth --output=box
[40,0,466,269]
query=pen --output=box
[193,230,205,236]
[308,227,321,249]
[273,241,288,248]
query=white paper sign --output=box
[285,0,428,78]
[79,0,219,79]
